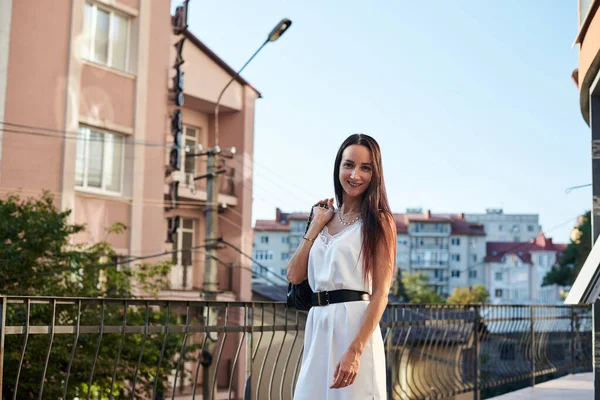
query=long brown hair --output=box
[333,134,396,282]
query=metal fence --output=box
[0,297,592,400]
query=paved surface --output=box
[490,373,593,399]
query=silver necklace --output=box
[338,208,361,226]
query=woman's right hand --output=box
[306,198,335,238]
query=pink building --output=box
[0,0,256,303]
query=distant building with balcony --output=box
[464,208,541,243]
[254,208,566,304]
[395,209,487,297]
[485,232,567,304]
[253,208,309,285]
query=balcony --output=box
[430,276,449,284]
[0,297,592,400]
[408,223,452,237]
[164,167,238,207]
[410,260,449,269]
[412,243,449,250]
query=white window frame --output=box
[172,218,195,289]
[174,218,195,266]
[181,125,198,177]
[75,126,125,195]
[260,236,269,244]
[83,2,131,71]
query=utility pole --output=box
[186,145,232,399]
[202,146,219,400]
[203,147,221,298]
[194,18,292,398]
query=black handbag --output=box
[286,204,325,311]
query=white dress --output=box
[293,220,387,400]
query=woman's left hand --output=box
[330,348,361,389]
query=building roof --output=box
[255,208,486,237]
[253,208,310,232]
[254,220,290,232]
[485,231,566,264]
[394,211,486,236]
[183,30,262,98]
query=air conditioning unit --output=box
[171,170,184,182]
[185,173,196,193]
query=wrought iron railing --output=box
[0,297,592,400]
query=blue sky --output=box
[183,0,590,243]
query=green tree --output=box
[0,193,195,399]
[447,285,489,304]
[543,211,591,287]
[392,270,445,304]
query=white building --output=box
[252,209,308,286]
[485,232,567,304]
[253,208,566,304]
[465,208,540,243]
[395,209,487,297]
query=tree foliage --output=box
[542,211,591,287]
[447,285,489,304]
[391,270,445,304]
[0,193,194,399]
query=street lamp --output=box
[213,18,292,146]
[201,20,291,398]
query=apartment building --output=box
[485,232,567,304]
[464,208,540,243]
[254,208,566,303]
[253,208,309,285]
[0,0,257,302]
[395,209,487,297]
[253,208,488,296]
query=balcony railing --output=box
[0,297,592,400]
[410,260,449,269]
[411,244,449,250]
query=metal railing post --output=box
[571,306,576,375]
[473,305,480,400]
[244,304,253,400]
[530,307,536,388]
[0,296,6,395]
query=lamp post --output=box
[203,16,292,299]
[213,18,292,147]
[200,18,291,399]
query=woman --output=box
[287,134,396,399]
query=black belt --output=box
[311,289,371,307]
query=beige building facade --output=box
[0,0,256,303]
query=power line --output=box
[1,244,288,288]
[0,124,314,219]
[0,122,172,148]
[218,238,289,285]
[1,119,318,205]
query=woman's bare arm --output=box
[286,199,335,284]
